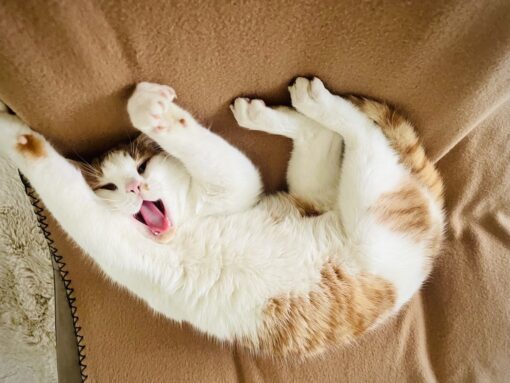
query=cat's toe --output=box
[128,82,177,132]
[289,77,329,114]
[231,98,268,130]
[136,82,176,101]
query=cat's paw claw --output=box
[231,97,269,130]
[128,82,177,133]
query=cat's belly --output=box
[155,209,346,339]
[95,205,347,341]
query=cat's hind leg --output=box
[231,98,343,211]
[231,98,311,140]
[289,77,444,308]
[289,77,408,211]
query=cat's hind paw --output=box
[230,98,270,131]
[289,77,332,118]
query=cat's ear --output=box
[68,159,99,188]
[133,134,161,156]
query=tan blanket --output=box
[0,1,509,382]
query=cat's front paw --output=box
[0,108,47,160]
[289,77,331,117]
[230,98,270,130]
[127,82,178,133]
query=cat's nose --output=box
[126,180,141,194]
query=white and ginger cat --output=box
[0,78,444,357]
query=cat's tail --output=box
[347,96,444,208]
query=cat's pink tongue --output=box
[139,201,170,234]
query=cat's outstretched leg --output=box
[128,82,262,215]
[0,108,136,268]
[231,98,342,211]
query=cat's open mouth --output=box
[133,199,172,237]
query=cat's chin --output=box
[147,226,177,243]
[132,199,176,243]
[135,219,177,244]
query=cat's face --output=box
[84,137,179,243]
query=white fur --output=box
[0,79,442,344]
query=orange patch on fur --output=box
[266,193,322,224]
[372,181,432,238]
[372,180,444,272]
[238,261,395,358]
[16,134,46,158]
[347,96,444,208]
[288,195,322,217]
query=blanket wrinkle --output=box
[434,94,510,163]
[93,2,142,78]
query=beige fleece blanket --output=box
[0,1,509,381]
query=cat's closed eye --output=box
[137,158,151,174]
[97,183,117,191]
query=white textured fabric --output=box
[0,156,57,383]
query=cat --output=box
[0,77,444,357]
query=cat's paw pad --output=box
[230,98,269,129]
[0,113,47,159]
[14,133,47,159]
[289,77,329,114]
[128,82,176,132]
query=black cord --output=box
[19,171,88,382]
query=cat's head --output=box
[80,135,187,243]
